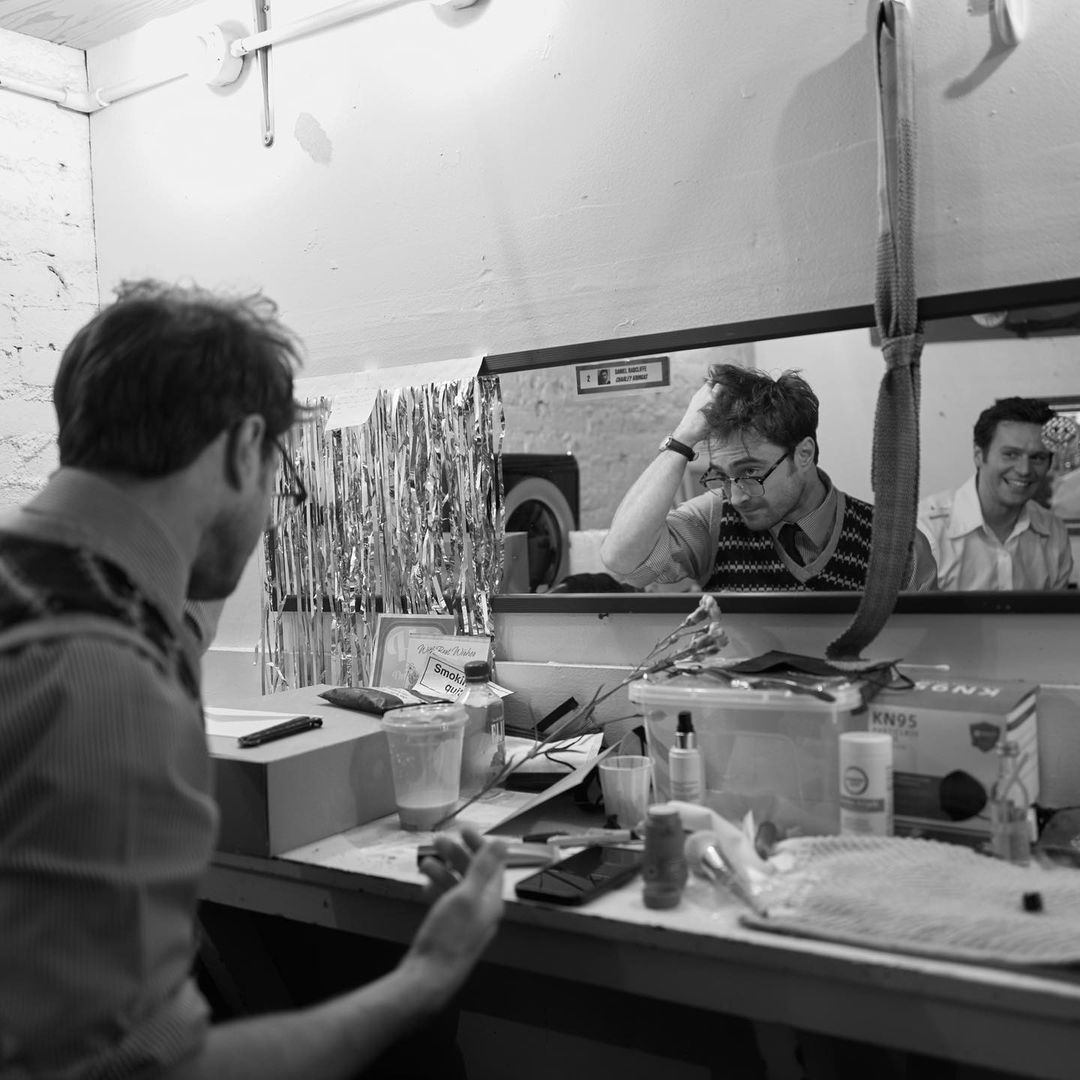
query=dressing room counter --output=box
[202,800,1080,1080]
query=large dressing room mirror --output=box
[487,281,1080,614]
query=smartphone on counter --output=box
[514,845,643,906]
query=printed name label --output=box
[576,356,670,395]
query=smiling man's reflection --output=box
[600,363,935,592]
[917,397,1074,590]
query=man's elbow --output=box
[599,536,637,577]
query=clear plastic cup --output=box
[599,755,653,830]
[379,704,468,831]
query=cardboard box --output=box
[868,676,1039,844]
[207,685,395,856]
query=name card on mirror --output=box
[576,355,670,396]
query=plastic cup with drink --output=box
[379,703,468,830]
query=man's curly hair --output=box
[700,363,820,462]
[54,279,304,476]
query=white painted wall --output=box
[0,30,96,510]
[85,0,1080,377]
[761,329,1080,503]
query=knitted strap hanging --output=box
[827,0,923,665]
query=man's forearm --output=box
[601,451,690,574]
[165,956,455,1080]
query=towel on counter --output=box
[742,834,1080,967]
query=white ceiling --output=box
[0,0,202,50]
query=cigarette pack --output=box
[868,675,1039,845]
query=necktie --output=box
[777,522,804,566]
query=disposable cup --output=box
[379,704,468,831]
[599,754,653,830]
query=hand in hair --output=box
[673,378,725,447]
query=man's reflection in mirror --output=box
[917,397,1074,590]
[599,363,935,592]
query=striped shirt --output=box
[918,474,1074,590]
[617,470,934,590]
[0,470,216,1079]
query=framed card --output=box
[370,613,457,688]
[405,634,494,696]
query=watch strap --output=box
[659,436,697,461]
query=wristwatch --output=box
[658,435,697,461]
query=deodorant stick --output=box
[839,732,893,836]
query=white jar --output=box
[839,732,893,836]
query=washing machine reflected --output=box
[501,453,579,593]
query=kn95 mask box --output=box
[868,675,1039,845]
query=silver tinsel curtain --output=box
[261,376,505,692]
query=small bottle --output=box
[458,661,506,798]
[641,805,688,910]
[990,740,1031,866]
[669,711,704,803]
[839,732,893,837]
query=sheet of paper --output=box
[412,654,469,698]
[505,732,603,774]
[294,355,484,430]
[203,707,304,738]
[405,634,491,683]
[406,634,513,701]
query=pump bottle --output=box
[458,661,506,797]
[668,710,704,803]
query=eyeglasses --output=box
[269,438,307,528]
[700,450,791,500]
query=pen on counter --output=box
[237,715,323,748]
[522,829,640,848]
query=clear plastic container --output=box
[629,674,864,837]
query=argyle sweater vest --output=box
[704,494,875,592]
[0,533,199,702]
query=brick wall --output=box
[0,29,97,511]
[501,343,752,529]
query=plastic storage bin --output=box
[629,674,864,837]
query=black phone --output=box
[514,845,643,906]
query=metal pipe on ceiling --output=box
[229,0,477,58]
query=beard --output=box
[189,508,263,600]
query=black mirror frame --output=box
[483,276,1080,616]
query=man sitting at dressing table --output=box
[600,363,935,592]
